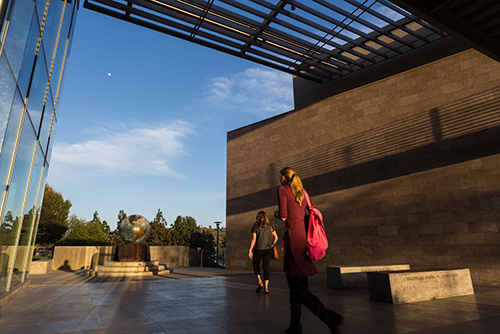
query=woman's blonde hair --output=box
[255,211,270,228]
[280,167,304,206]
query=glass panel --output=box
[41,0,64,69]
[0,113,36,291]
[18,13,40,100]
[52,0,76,113]
[50,0,72,94]
[0,93,24,295]
[26,45,48,135]
[2,0,35,80]
[26,165,46,280]
[45,114,56,164]
[0,90,24,212]
[38,91,53,153]
[35,0,47,26]
[0,53,16,151]
[14,145,42,283]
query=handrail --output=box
[188,247,225,268]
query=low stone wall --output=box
[31,259,53,274]
[150,246,190,267]
[368,268,474,304]
[52,245,191,270]
[327,264,410,289]
[52,246,105,270]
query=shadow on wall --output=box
[58,260,71,270]
[227,85,500,215]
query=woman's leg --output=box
[253,250,264,288]
[262,249,272,292]
[288,276,344,334]
[285,275,303,333]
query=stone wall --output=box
[150,246,190,267]
[52,246,111,271]
[226,49,500,282]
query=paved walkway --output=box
[1,267,500,333]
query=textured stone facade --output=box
[226,49,500,282]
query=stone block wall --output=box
[226,49,500,282]
[150,246,190,267]
[52,246,109,271]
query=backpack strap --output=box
[303,189,313,209]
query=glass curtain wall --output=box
[0,0,78,294]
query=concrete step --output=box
[83,260,173,277]
[94,264,168,272]
[84,269,172,277]
[103,260,160,267]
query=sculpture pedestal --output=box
[117,243,149,262]
[84,260,173,277]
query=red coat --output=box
[278,185,318,277]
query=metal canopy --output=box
[390,0,500,64]
[83,0,448,83]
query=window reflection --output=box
[36,0,48,27]
[50,1,72,94]
[2,0,36,81]
[13,146,43,284]
[39,93,54,153]
[42,0,64,69]
[27,166,47,280]
[26,47,48,135]
[0,54,17,151]
[18,13,41,100]
[0,91,25,208]
[0,114,37,291]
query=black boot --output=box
[284,319,302,334]
[300,289,344,334]
[322,309,344,334]
[286,285,302,334]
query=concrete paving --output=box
[1,267,499,333]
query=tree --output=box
[170,216,200,246]
[91,211,111,238]
[36,184,71,246]
[220,233,226,249]
[116,209,127,229]
[111,210,126,245]
[56,214,109,246]
[189,231,215,252]
[0,211,17,245]
[146,209,170,245]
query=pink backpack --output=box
[304,190,328,262]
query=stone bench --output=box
[367,268,474,304]
[30,259,52,275]
[327,264,410,289]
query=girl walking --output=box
[276,167,344,334]
[248,211,279,293]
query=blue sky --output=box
[47,8,294,229]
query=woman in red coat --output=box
[276,167,343,334]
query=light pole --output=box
[215,222,221,265]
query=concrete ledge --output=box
[0,281,30,306]
[327,264,410,289]
[30,259,52,275]
[368,269,474,304]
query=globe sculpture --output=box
[119,214,151,243]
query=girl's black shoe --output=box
[284,324,302,334]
